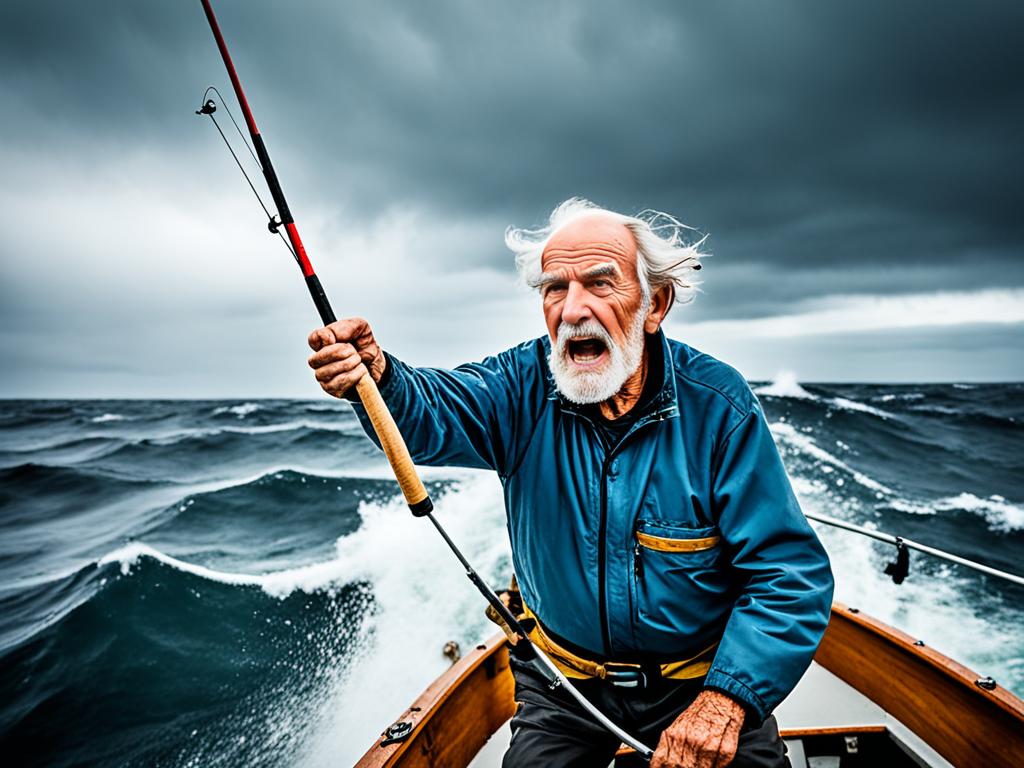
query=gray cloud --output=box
[1,1,1021,394]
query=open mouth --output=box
[566,337,609,366]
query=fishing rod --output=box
[195,0,654,758]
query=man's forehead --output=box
[541,214,637,270]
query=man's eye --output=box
[594,279,610,288]
[545,283,567,296]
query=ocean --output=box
[1,382,1022,766]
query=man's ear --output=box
[644,285,674,333]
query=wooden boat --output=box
[355,600,1024,768]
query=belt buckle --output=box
[603,663,646,689]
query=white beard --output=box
[548,302,649,405]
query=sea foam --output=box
[97,541,364,600]
[755,371,814,399]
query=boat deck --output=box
[468,660,953,767]
[356,604,1024,768]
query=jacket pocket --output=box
[636,520,720,558]
[636,530,720,554]
[632,520,730,639]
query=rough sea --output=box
[1,380,1022,767]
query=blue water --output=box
[1,385,1022,766]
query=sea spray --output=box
[301,471,510,767]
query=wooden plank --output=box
[779,725,887,738]
[354,633,515,768]
[815,602,1024,768]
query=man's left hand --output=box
[650,689,746,768]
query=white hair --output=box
[505,197,706,307]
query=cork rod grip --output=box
[354,373,431,512]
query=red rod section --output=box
[285,222,315,278]
[199,0,336,324]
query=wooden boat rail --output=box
[356,601,1024,768]
[356,635,515,768]
[816,601,1024,768]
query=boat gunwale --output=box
[354,634,509,767]
[356,603,1024,767]
[829,600,1024,720]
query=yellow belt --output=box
[489,597,716,682]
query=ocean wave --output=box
[143,420,356,444]
[771,422,893,495]
[0,461,166,501]
[873,392,925,402]
[90,413,126,423]
[0,435,129,465]
[9,465,473,600]
[882,493,1024,532]
[97,543,357,599]
[0,420,357,461]
[302,472,510,766]
[755,373,893,419]
[754,371,815,399]
[908,404,961,416]
[1,548,372,768]
[212,402,262,417]
[828,396,894,420]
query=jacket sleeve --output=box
[702,402,834,722]
[348,344,545,477]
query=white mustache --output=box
[555,319,616,357]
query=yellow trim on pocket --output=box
[636,531,720,553]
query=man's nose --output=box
[561,282,592,325]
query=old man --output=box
[308,199,833,767]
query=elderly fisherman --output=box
[308,199,833,768]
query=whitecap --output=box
[828,396,895,420]
[771,422,893,494]
[97,542,357,598]
[908,404,960,416]
[872,392,924,403]
[212,402,262,418]
[301,471,509,767]
[754,371,815,399]
[936,493,1024,533]
[91,413,125,423]
[878,493,1024,532]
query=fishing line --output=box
[197,88,299,265]
[203,86,261,167]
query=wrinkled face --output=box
[539,214,649,402]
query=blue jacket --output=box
[352,330,833,720]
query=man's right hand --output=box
[307,317,387,399]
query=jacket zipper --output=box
[594,408,672,656]
[597,455,613,655]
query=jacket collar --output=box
[544,328,679,421]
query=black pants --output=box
[503,657,789,767]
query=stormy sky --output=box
[1,0,1021,397]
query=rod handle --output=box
[354,374,433,516]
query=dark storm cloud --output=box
[1,1,1021,393]
[4,2,1021,248]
